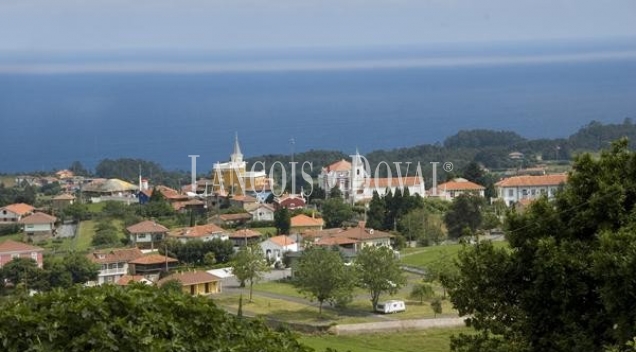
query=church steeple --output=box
[231,133,243,163]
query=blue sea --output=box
[1,44,635,173]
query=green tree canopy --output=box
[293,246,356,316]
[321,198,354,228]
[443,193,485,239]
[0,284,313,352]
[355,245,406,309]
[231,245,270,301]
[446,139,636,352]
[274,207,291,235]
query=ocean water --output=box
[0,57,635,172]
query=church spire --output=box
[231,133,243,163]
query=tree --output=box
[68,160,89,176]
[443,193,484,239]
[92,220,121,247]
[461,161,483,183]
[366,191,386,230]
[293,247,355,316]
[62,203,89,222]
[231,245,270,301]
[430,298,442,318]
[445,139,636,352]
[274,207,291,235]
[329,185,342,199]
[43,253,99,289]
[355,245,406,309]
[0,285,313,352]
[409,282,434,304]
[321,198,354,228]
[1,257,42,289]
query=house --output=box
[81,178,139,203]
[496,174,567,206]
[128,254,179,279]
[0,203,35,223]
[248,203,276,222]
[432,178,485,201]
[116,275,153,286]
[158,271,222,295]
[168,224,229,243]
[126,220,169,250]
[19,212,57,243]
[138,185,205,213]
[274,194,306,210]
[259,235,298,263]
[290,214,324,234]
[51,193,76,211]
[210,213,252,227]
[229,194,258,210]
[306,225,394,255]
[318,159,353,193]
[0,240,44,268]
[228,229,262,248]
[86,247,144,285]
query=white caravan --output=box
[375,300,406,314]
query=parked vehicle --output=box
[375,300,406,314]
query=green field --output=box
[0,232,23,243]
[401,241,509,268]
[299,327,473,352]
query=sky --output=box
[0,0,635,54]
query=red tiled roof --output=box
[0,203,35,216]
[171,199,205,211]
[0,240,44,253]
[495,174,567,188]
[126,220,169,234]
[438,178,485,191]
[229,229,262,239]
[158,271,221,286]
[87,247,144,264]
[333,227,393,241]
[231,195,257,203]
[316,236,357,246]
[19,212,57,224]
[291,214,324,228]
[129,254,178,265]
[369,177,423,189]
[324,159,352,172]
[268,235,296,247]
[170,224,226,238]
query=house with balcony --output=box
[128,254,179,281]
[0,240,44,269]
[19,212,57,243]
[86,247,143,285]
[126,220,169,250]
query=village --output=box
[0,136,568,331]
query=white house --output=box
[168,224,230,243]
[126,220,169,250]
[248,203,276,222]
[19,212,57,243]
[259,235,298,263]
[495,174,567,206]
[86,247,144,285]
[0,203,35,223]
[318,151,426,203]
[432,178,486,201]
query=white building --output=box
[86,248,143,285]
[0,203,35,223]
[432,178,486,201]
[495,174,567,206]
[259,235,298,263]
[248,203,276,221]
[318,150,426,203]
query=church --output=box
[211,135,271,198]
[318,150,426,203]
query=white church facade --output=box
[318,151,426,203]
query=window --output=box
[138,234,147,239]
[31,252,37,260]
[11,253,19,259]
